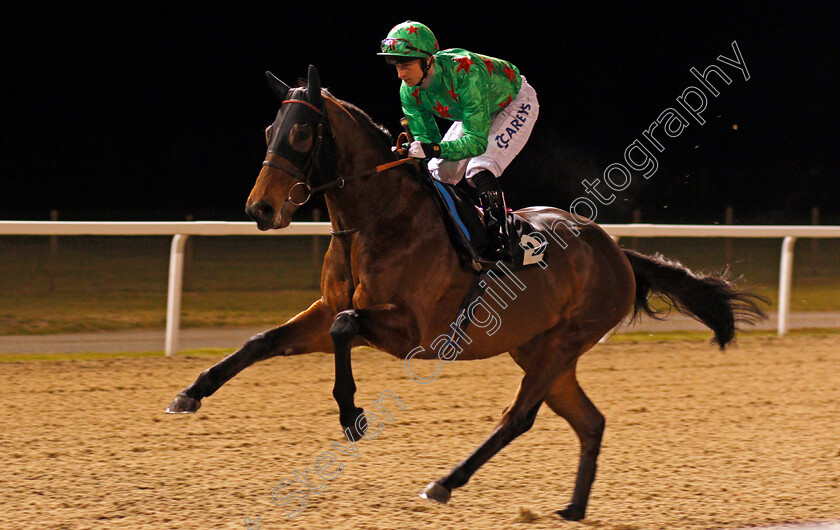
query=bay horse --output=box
[166,65,765,520]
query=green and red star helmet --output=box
[378,21,439,60]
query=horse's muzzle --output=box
[246,201,276,230]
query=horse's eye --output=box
[289,123,314,153]
[265,125,273,146]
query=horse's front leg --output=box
[166,299,334,413]
[329,302,420,441]
[329,310,365,441]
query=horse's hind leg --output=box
[421,337,579,504]
[421,375,548,504]
[165,299,334,413]
[544,365,606,521]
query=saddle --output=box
[419,176,548,273]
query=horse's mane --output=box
[291,75,396,154]
[323,88,395,152]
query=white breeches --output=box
[428,76,539,185]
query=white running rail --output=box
[2,221,839,355]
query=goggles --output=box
[380,38,433,57]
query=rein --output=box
[261,156,414,204]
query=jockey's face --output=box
[394,58,426,87]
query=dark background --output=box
[3,2,837,224]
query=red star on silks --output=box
[454,56,473,74]
[483,59,494,75]
[407,25,419,35]
[503,66,516,81]
[410,87,421,105]
[432,100,453,118]
[498,94,512,108]
[446,81,459,102]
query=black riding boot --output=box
[472,170,511,262]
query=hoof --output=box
[419,481,451,504]
[556,503,585,521]
[340,407,367,442]
[165,393,201,413]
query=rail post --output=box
[725,206,734,264]
[777,236,796,336]
[48,210,59,293]
[312,208,321,287]
[165,234,190,356]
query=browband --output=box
[282,98,323,115]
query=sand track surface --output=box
[2,334,838,529]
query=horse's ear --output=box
[307,64,323,106]
[265,71,290,101]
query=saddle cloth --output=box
[425,178,548,272]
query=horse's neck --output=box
[324,156,427,235]
[322,104,431,236]
[320,100,464,296]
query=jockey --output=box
[379,20,539,261]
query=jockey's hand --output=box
[407,141,441,159]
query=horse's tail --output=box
[623,249,767,348]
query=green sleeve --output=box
[440,71,490,160]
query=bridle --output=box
[262,96,416,234]
[262,96,334,206]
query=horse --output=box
[166,65,766,520]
